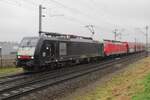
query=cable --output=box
[0,0,36,10]
[0,0,124,38]
[75,0,116,26]
[18,0,116,32]
[47,0,105,25]
[48,0,89,18]
[46,0,116,33]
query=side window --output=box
[59,42,67,56]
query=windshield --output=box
[20,37,38,47]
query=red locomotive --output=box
[104,40,128,56]
[103,40,145,56]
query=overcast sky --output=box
[0,0,149,43]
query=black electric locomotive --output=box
[16,32,104,71]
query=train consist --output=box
[16,32,145,71]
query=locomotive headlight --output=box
[31,56,34,59]
[18,56,21,59]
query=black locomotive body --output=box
[16,33,104,71]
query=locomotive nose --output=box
[17,55,34,60]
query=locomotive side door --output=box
[41,40,56,62]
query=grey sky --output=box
[0,0,149,43]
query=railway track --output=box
[0,52,146,100]
[0,73,27,82]
[0,57,115,88]
[0,60,109,89]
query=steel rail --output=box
[0,52,146,100]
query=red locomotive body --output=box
[104,39,145,56]
[104,40,128,56]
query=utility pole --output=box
[0,47,2,67]
[135,38,137,44]
[146,25,149,56]
[113,29,118,41]
[113,29,122,41]
[85,25,95,39]
[39,5,46,36]
[134,38,137,52]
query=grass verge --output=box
[0,67,23,77]
[67,57,150,100]
[132,73,150,100]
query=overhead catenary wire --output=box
[42,0,113,34]
[46,0,115,27]
[0,0,37,10]
[0,0,144,42]
[1,0,116,32]
[45,0,95,25]
[0,0,93,34]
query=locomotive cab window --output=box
[20,37,38,47]
[17,37,39,57]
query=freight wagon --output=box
[127,42,136,53]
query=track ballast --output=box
[0,52,146,100]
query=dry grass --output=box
[0,67,23,77]
[0,59,16,67]
[66,57,150,100]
